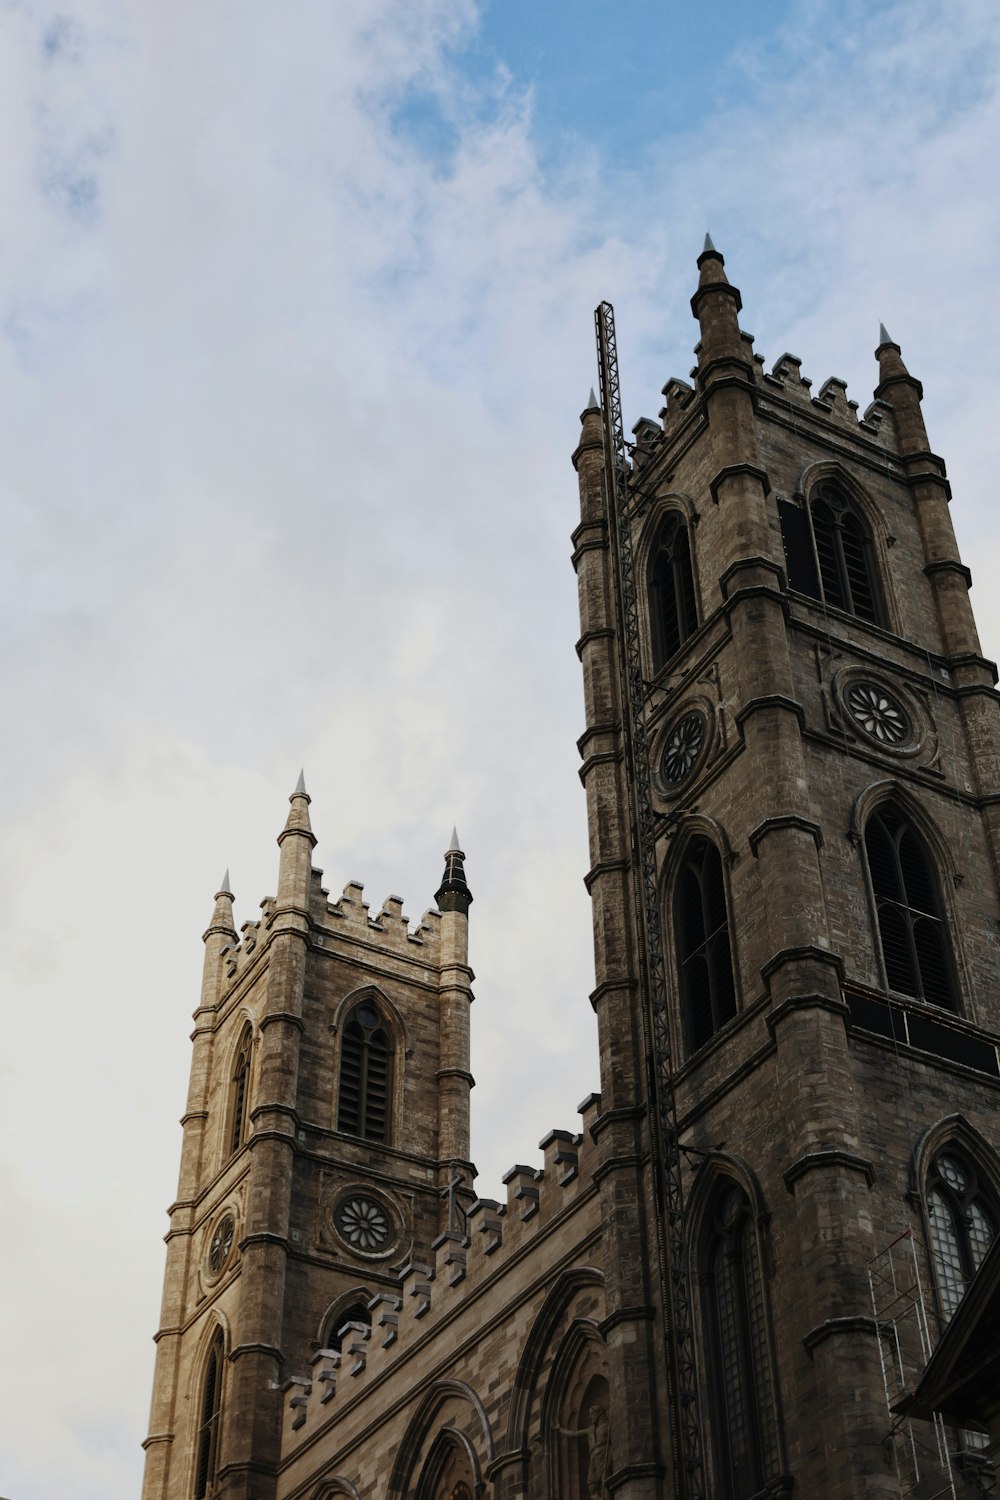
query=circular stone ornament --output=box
[661,711,706,787]
[209,1214,235,1274]
[334,1194,392,1253]
[845,681,910,746]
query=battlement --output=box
[280,1091,602,1447]
[217,872,443,988]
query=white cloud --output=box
[1,1,999,1495]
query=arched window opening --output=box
[675,838,736,1053]
[337,1001,393,1142]
[228,1029,252,1156]
[701,1184,781,1499]
[194,1330,224,1500]
[927,1150,997,1323]
[865,804,955,1008]
[650,513,697,670]
[809,483,883,625]
[323,1300,371,1352]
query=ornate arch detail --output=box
[330,984,409,1048]
[506,1266,605,1452]
[387,1379,494,1499]
[331,984,406,1146]
[686,1151,770,1234]
[638,497,701,677]
[848,780,957,882]
[795,460,890,544]
[310,1479,363,1500]
[909,1113,1000,1201]
[659,812,736,898]
[415,1426,483,1500]
[688,1165,786,1490]
[189,1309,232,1380]
[315,1287,373,1349]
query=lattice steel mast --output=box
[594,302,705,1498]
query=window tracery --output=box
[675,837,737,1052]
[700,1183,780,1498]
[865,803,955,1008]
[194,1329,224,1500]
[649,512,697,670]
[337,999,392,1141]
[228,1028,252,1156]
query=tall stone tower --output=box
[141,787,474,1500]
[142,243,1000,1500]
[573,239,1000,1496]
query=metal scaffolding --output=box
[868,1226,958,1498]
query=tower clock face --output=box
[209,1214,235,1273]
[662,711,706,787]
[845,681,910,746]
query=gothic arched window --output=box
[337,1000,392,1142]
[323,1299,372,1352]
[809,483,883,624]
[927,1149,997,1323]
[701,1183,781,1499]
[228,1028,252,1156]
[864,804,956,1008]
[650,512,697,670]
[194,1329,224,1500]
[675,837,737,1053]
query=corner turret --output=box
[277,769,318,909]
[434,829,475,1195]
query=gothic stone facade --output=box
[143,246,1000,1500]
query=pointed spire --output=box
[436,831,472,916]
[586,387,599,410]
[696,231,727,279]
[204,870,237,944]
[279,769,315,843]
[878,322,893,349]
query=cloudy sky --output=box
[2,2,1000,1495]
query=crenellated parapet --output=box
[279,1092,602,1447]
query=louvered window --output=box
[194,1331,224,1500]
[927,1151,997,1322]
[865,804,955,1008]
[702,1185,781,1498]
[228,1031,252,1156]
[676,838,737,1053]
[650,513,697,670]
[337,1002,392,1142]
[809,484,883,624]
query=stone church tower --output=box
[143,245,1000,1499]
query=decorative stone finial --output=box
[436,833,472,916]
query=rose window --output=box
[335,1195,391,1252]
[845,682,910,746]
[209,1214,235,1274]
[662,712,706,786]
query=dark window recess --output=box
[809,484,883,624]
[324,1300,371,1351]
[229,1032,252,1155]
[676,838,737,1053]
[778,500,820,599]
[845,991,998,1076]
[195,1332,224,1500]
[702,1184,781,1498]
[650,513,698,670]
[865,805,956,1009]
[337,1002,393,1142]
